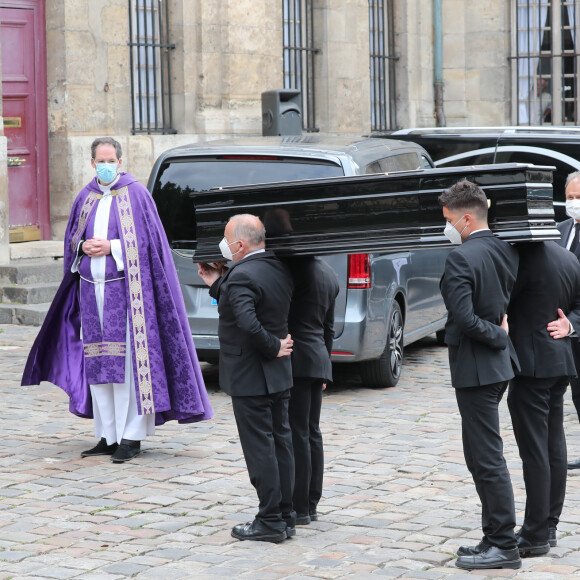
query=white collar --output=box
[242,248,266,260]
[98,174,120,195]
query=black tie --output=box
[570,223,580,255]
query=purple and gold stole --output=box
[78,197,127,385]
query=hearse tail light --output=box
[347,253,371,289]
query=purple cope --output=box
[22,172,213,426]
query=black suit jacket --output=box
[507,242,580,378]
[285,257,339,382]
[557,218,574,250]
[440,230,520,388]
[209,251,294,397]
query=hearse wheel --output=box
[360,301,403,388]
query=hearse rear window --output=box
[152,157,344,245]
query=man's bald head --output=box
[224,214,266,261]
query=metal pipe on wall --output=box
[434,0,446,126]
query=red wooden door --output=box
[0,2,49,240]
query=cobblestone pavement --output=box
[1,323,580,579]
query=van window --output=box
[365,152,420,173]
[152,157,344,245]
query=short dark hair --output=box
[438,179,488,220]
[91,137,122,160]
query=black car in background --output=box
[377,127,580,220]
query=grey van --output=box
[148,136,450,388]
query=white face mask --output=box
[218,237,241,261]
[443,215,467,245]
[566,199,580,221]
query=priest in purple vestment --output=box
[22,137,213,463]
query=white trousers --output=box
[90,333,155,444]
[87,267,155,444]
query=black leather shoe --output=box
[548,527,557,548]
[456,545,521,570]
[296,513,311,525]
[568,458,580,470]
[110,439,141,463]
[81,438,118,457]
[231,520,287,543]
[309,510,319,521]
[517,534,550,557]
[457,537,490,557]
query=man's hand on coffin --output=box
[197,262,222,286]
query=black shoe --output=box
[309,510,319,521]
[457,537,490,557]
[231,520,287,543]
[285,524,296,538]
[568,458,580,470]
[517,534,550,557]
[548,527,557,548]
[296,513,311,525]
[110,439,141,463]
[81,438,118,457]
[455,545,521,570]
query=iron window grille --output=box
[283,0,319,132]
[128,0,176,134]
[369,0,397,131]
[511,0,580,125]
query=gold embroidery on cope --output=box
[83,342,126,358]
[71,191,99,252]
[116,187,155,415]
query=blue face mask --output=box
[95,162,118,184]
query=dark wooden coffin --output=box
[175,163,560,262]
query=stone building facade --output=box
[0,0,575,258]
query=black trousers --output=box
[231,389,295,532]
[288,377,324,515]
[570,340,580,423]
[455,381,517,550]
[507,376,568,541]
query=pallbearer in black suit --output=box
[284,257,339,526]
[556,171,580,471]
[197,214,296,543]
[439,180,521,570]
[507,241,580,556]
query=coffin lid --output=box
[174,163,560,262]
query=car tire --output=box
[435,329,446,346]
[360,301,403,388]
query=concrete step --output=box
[0,303,50,326]
[10,240,64,261]
[0,258,64,285]
[0,282,60,305]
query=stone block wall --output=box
[39,0,515,240]
[394,0,510,128]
